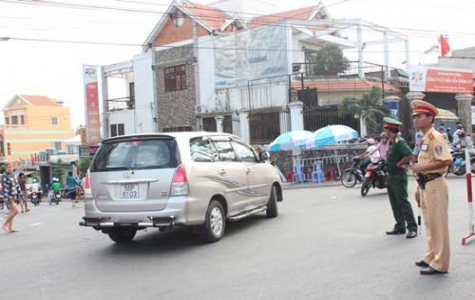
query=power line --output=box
[2,0,472,41]
[6,36,443,53]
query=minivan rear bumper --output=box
[80,194,207,229]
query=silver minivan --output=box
[80,132,283,243]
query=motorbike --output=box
[446,146,475,176]
[341,157,365,188]
[30,192,40,206]
[50,191,61,205]
[361,159,387,197]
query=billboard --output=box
[409,66,473,94]
[214,25,288,88]
[83,65,101,145]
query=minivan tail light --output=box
[84,169,92,200]
[171,164,189,196]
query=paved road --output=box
[1,177,475,299]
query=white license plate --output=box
[120,183,139,199]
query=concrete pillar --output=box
[405,91,425,103]
[279,110,289,134]
[455,93,474,136]
[214,115,225,133]
[238,110,250,144]
[231,112,240,136]
[288,101,304,131]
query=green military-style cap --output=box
[383,117,402,129]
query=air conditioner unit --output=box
[195,105,208,113]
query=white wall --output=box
[109,110,134,135]
[198,36,217,113]
[133,51,156,133]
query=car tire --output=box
[266,185,278,218]
[197,200,225,243]
[108,228,137,244]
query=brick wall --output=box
[155,46,197,132]
[154,17,210,46]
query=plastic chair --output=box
[292,164,304,183]
[312,161,325,183]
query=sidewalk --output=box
[282,180,342,190]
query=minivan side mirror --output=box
[259,151,269,162]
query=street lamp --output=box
[0,37,10,41]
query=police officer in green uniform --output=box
[383,117,417,238]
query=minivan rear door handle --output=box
[219,169,226,175]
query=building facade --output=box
[2,95,75,163]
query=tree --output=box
[339,87,390,136]
[52,158,65,184]
[78,157,91,177]
[313,44,350,75]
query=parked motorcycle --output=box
[361,159,387,197]
[341,157,365,188]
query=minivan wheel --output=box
[108,228,137,244]
[266,186,278,218]
[198,200,225,243]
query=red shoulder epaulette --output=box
[429,133,434,140]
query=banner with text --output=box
[409,66,473,94]
[83,65,101,145]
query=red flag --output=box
[440,35,450,57]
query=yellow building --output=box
[2,95,75,163]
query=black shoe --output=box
[406,231,417,239]
[386,229,406,235]
[420,266,447,275]
[415,260,429,268]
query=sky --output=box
[1,0,475,129]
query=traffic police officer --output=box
[383,117,418,239]
[411,100,452,275]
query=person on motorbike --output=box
[451,131,471,150]
[366,132,389,160]
[358,138,380,170]
[50,178,61,205]
[452,124,464,145]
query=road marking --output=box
[29,223,43,227]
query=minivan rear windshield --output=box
[90,138,180,172]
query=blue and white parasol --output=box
[306,125,359,148]
[269,130,314,152]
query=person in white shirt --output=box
[452,124,464,145]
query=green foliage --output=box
[313,44,350,75]
[78,157,91,177]
[52,158,65,183]
[0,164,5,174]
[339,87,390,135]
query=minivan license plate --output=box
[121,184,139,199]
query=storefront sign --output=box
[409,66,473,94]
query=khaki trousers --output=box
[420,176,450,272]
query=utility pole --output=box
[193,20,201,131]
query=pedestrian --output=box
[382,117,417,239]
[66,171,79,207]
[1,162,21,233]
[18,172,30,213]
[411,100,452,275]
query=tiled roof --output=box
[248,6,318,28]
[183,1,229,31]
[291,79,400,92]
[21,95,58,106]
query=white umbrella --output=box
[269,130,314,152]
